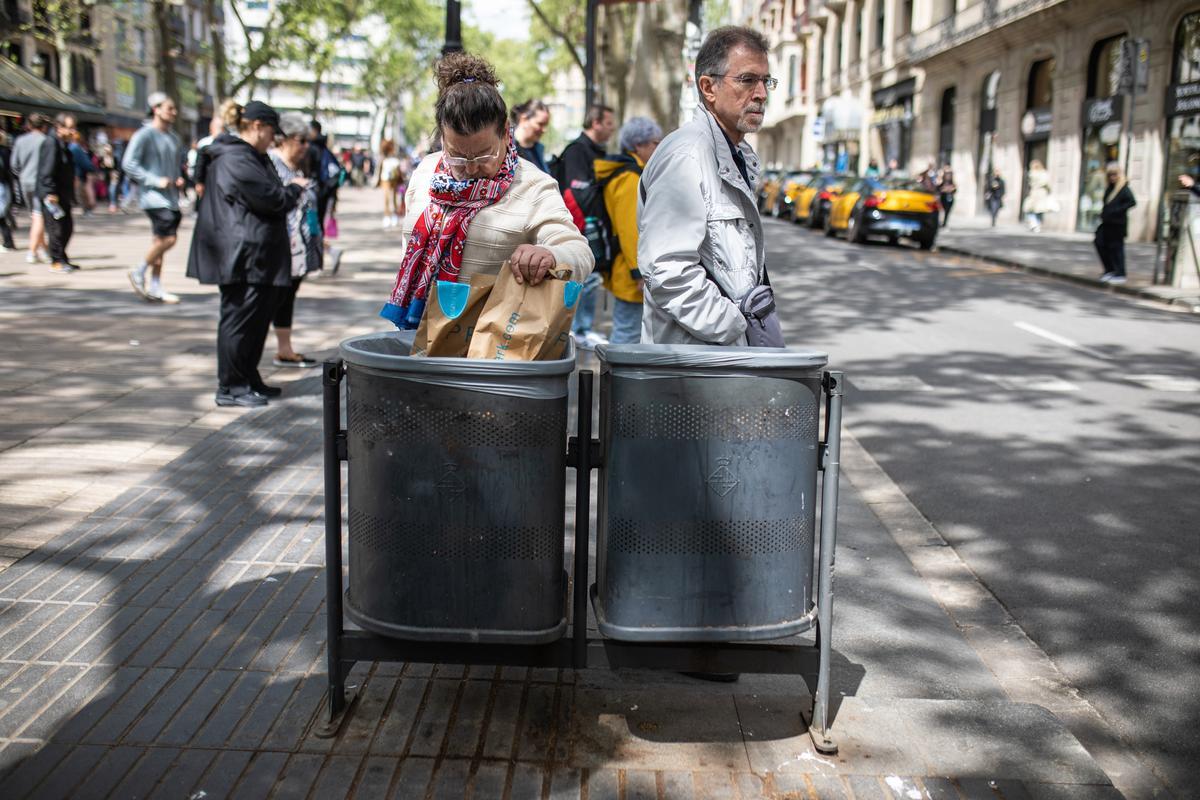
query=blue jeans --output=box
[572,272,603,335]
[609,298,642,344]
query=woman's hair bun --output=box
[436,52,499,95]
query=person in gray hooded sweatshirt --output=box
[122,92,184,303]
[637,26,771,346]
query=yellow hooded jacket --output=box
[594,153,644,304]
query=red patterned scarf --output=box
[383,133,519,327]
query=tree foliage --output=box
[525,0,586,80]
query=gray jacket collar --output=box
[694,105,760,202]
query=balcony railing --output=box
[905,0,1067,62]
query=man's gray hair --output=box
[618,117,663,153]
[694,25,769,86]
[279,112,309,139]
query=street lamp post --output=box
[443,0,462,55]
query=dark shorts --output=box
[146,208,183,238]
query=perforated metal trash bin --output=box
[594,344,829,642]
[339,331,573,644]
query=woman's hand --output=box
[509,244,556,285]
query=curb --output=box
[935,244,1200,312]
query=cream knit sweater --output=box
[402,153,594,282]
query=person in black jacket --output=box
[0,131,16,251]
[186,101,305,407]
[1095,163,1136,285]
[37,114,80,272]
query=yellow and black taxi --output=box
[793,173,855,229]
[776,170,816,220]
[756,169,784,214]
[824,176,940,249]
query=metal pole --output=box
[443,0,463,55]
[572,370,594,670]
[584,0,597,110]
[809,371,843,756]
[323,360,346,722]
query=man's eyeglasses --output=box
[443,146,502,168]
[710,73,778,91]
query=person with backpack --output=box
[305,120,344,271]
[595,117,662,344]
[552,104,615,348]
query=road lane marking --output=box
[1126,374,1200,392]
[850,376,934,392]
[1013,321,1111,360]
[983,374,1079,392]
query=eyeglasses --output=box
[710,73,778,91]
[442,145,503,168]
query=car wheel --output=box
[918,235,935,250]
[848,211,865,244]
[824,214,837,238]
[887,234,899,246]
[808,210,821,229]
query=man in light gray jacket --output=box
[637,26,771,346]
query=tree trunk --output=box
[625,0,688,132]
[205,0,227,100]
[152,0,180,129]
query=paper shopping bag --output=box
[466,264,583,361]
[412,273,497,358]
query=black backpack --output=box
[562,161,637,275]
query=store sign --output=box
[116,71,138,110]
[1021,107,1053,140]
[871,104,912,127]
[871,77,916,110]
[1166,81,1200,117]
[811,116,826,141]
[1082,96,1123,127]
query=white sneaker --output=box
[1099,272,1115,282]
[382,215,391,228]
[1,245,16,253]
[584,331,609,347]
[1106,275,1126,285]
[146,287,181,304]
[26,251,42,264]
[128,267,149,299]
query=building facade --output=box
[1,0,221,141]
[223,0,375,149]
[744,0,1200,241]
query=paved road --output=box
[762,218,1200,793]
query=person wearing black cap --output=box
[186,100,308,407]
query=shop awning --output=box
[0,58,107,123]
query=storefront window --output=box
[938,87,956,167]
[1078,35,1126,232]
[1164,12,1200,240]
[978,71,1000,205]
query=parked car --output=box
[794,173,855,229]
[777,170,816,220]
[824,176,940,249]
[756,169,783,214]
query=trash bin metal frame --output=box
[321,360,844,756]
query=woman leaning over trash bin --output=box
[381,52,592,329]
[186,100,307,408]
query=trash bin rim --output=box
[340,331,577,377]
[596,343,828,369]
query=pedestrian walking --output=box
[10,114,49,263]
[376,138,403,228]
[123,92,185,304]
[512,99,551,173]
[1023,159,1057,232]
[1095,163,1136,285]
[637,25,770,347]
[185,101,306,408]
[865,158,880,178]
[918,161,938,192]
[938,166,957,227]
[0,132,16,252]
[381,51,592,329]
[552,103,615,349]
[594,116,662,344]
[37,114,80,273]
[306,120,343,273]
[984,169,1005,227]
[269,112,322,369]
[67,134,97,214]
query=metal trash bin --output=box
[339,330,573,643]
[593,344,829,641]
